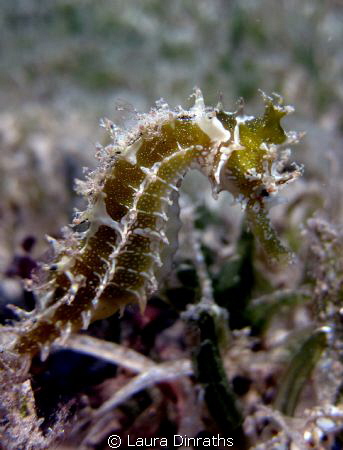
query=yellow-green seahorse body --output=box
[3,89,302,361]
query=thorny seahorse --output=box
[1,89,303,365]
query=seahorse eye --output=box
[259,188,270,198]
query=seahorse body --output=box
[5,90,302,360]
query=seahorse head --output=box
[214,93,299,196]
[199,91,303,262]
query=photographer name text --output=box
[108,434,233,448]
